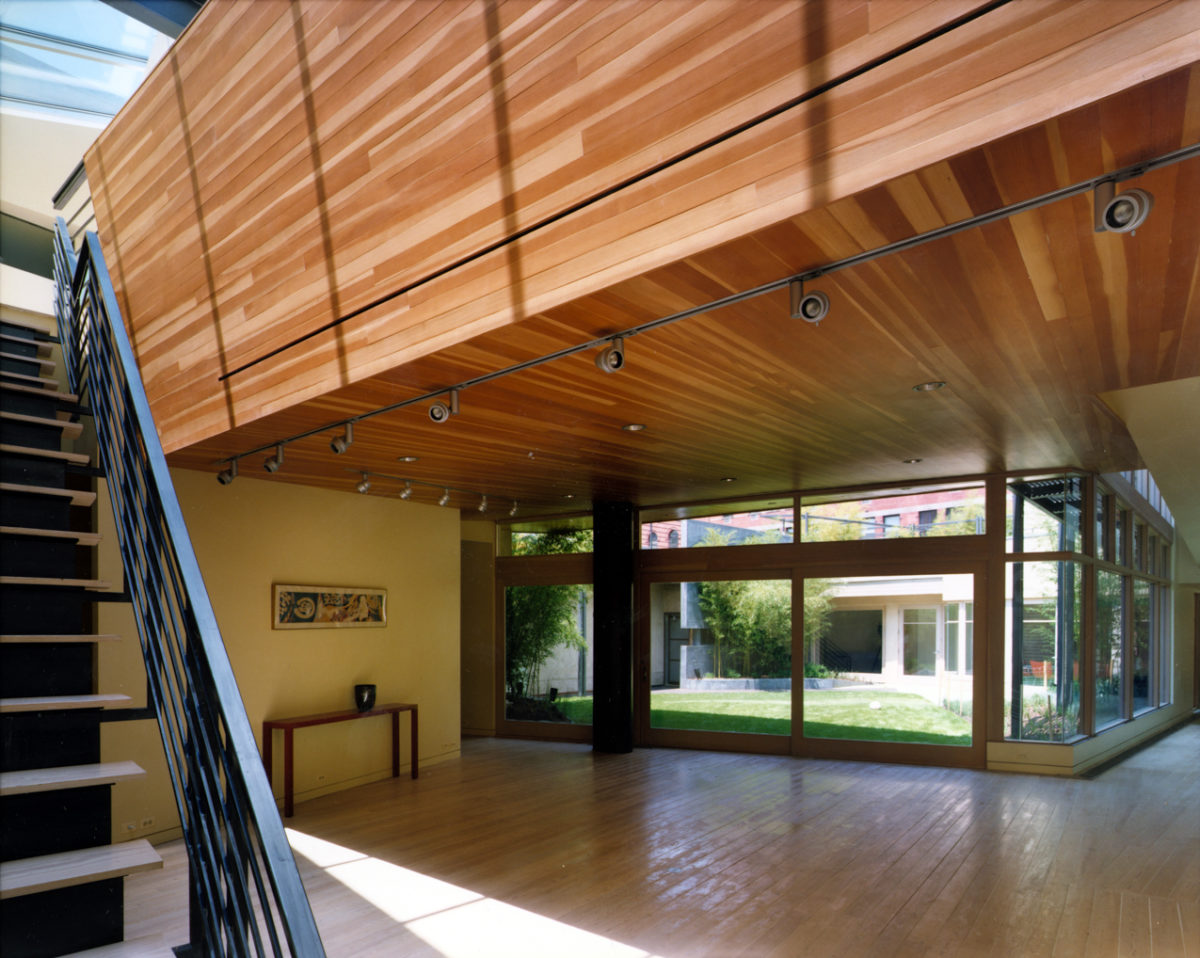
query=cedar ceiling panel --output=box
[85,0,1197,461]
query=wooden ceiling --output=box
[84,1,1200,519]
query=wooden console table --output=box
[262,703,418,817]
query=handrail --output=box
[53,219,325,958]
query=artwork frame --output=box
[273,584,387,630]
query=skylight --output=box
[0,0,167,120]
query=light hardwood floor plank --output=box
[123,722,1199,957]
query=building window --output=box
[902,607,937,675]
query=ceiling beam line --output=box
[215,140,1200,468]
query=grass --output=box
[552,689,972,746]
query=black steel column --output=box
[592,501,634,753]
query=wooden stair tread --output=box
[1,525,101,545]
[0,760,145,796]
[0,370,59,390]
[0,350,55,371]
[0,410,84,437]
[0,319,58,342]
[0,575,111,589]
[0,481,97,506]
[0,839,161,900]
[0,333,53,357]
[0,633,120,643]
[0,442,91,464]
[65,936,174,958]
[0,694,132,713]
[0,379,79,403]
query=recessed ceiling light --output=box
[912,381,946,392]
[397,455,419,463]
[720,477,737,483]
[903,458,923,464]
[622,423,646,432]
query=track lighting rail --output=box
[215,140,1198,481]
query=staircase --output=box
[0,319,166,957]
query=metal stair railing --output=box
[53,218,325,958]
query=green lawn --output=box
[553,689,971,746]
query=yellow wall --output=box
[100,468,461,840]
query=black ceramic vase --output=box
[354,684,376,712]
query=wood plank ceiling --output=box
[84,1,1200,517]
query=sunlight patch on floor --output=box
[287,828,666,957]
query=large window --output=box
[800,483,985,542]
[647,579,792,736]
[803,574,974,747]
[1006,561,1082,742]
[1094,569,1125,731]
[641,504,794,550]
[504,584,592,724]
[1007,476,1083,553]
[501,527,594,726]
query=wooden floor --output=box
[126,722,1200,957]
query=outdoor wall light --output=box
[330,422,354,454]
[595,337,625,373]
[789,279,829,325]
[216,460,238,485]
[263,444,285,472]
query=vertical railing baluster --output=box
[53,219,325,958]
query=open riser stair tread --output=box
[1,525,101,545]
[0,576,111,588]
[1,411,85,436]
[0,333,53,358]
[0,482,97,506]
[0,634,120,643]
[0,442,91,465]
[64,936,175,958]
[0,320,60,344]
[0,694,132,713]
[0,839,162,900]
[0,379,78,403]
[0,369,60,391]
[0,761,145,796]
[0,350,56,372]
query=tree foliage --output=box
[692,529,834,677]
[505,529,591,698]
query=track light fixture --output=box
[478,495,488,514]
[428,389,459,424]
[356,473,370,494]
[1095,181,1154,234]
[594,337,625,373]
[439,488,451,507]
[216,459,238,485]
[263,444,285,473]
[789,279,829,324]
[330,422,354,454]
[400,481,413,500]
[509,501,519,517]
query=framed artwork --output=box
[273,584,387,629]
